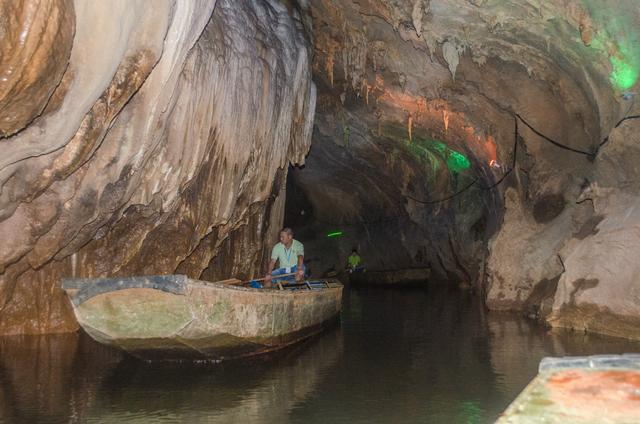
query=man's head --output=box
[351,248,358,255]
[279,228,294,246]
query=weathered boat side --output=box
[62,275,343,361]
[62,275,188,306]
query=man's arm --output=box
[265,258,277,283]
[295,254,304,280]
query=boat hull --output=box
[62,275,343,361]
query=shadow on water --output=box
[1,285,640,423]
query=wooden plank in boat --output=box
[211,278,244,286]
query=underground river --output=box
[2,285,639,424]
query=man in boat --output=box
[264,228,305,286]
[347,248,365,273]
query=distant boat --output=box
[61,275,343,361]
[348,267,430,286]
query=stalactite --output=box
[362,81,370,105]
[326,46,335,87]
[0,0,315,335]
[443,109,450,132]
[412,0,424,38]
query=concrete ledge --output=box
[539,354,640,372]
[499,354,640,423]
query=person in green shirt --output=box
[347,249,363,273]
[264,228,305,286]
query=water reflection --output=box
[290,287,501,423]
[0,332,123,423]
[289,287,640,424]
[1,287,640,424]
[92,328,343,423]
[487,312,640,397]
[0,327,343,423]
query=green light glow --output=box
[582,0,640,91]
[447,150,472,173]
[326,231,343,238]
[610,55,639,91]
[408,138,471,174]
[455,400,484,424]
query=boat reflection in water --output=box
[0,332,123,423]
[0,326,343,423]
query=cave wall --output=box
[545,116,640,339]
[296,0,625,289]
[0,0,315,334]
[299,0,640,339]
[2,0,640,341]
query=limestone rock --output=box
[486,188,566,311]
[0,0,314,334]
[0,0,75,137]
[442,40,462,80]
[547,120,640,340]
[2,0,640,339]
[304,0,615,290]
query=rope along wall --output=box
[407,110,640,205]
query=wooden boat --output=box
[61,275,343,361]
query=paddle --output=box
[243,272,298,283]
[242,274,333,291]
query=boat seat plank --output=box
[213,278,244,286]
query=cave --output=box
[1,0,640,421]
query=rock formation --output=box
[2,0,640,340]
[293,0,640,339]
[0,0,315,334]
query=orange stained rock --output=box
[379,88,422,113]
[0,0,75,137]
[326,42,336,87]
[460,127,498,165]
[358,80,501,164]
[375,74,384,87]
[484,135,497,164]
[363,82,369,105]
[547,370,640,418]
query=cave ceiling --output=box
[299,0,636,223]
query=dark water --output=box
[2,286,640,424]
